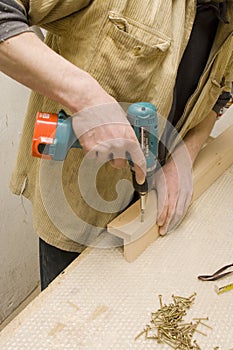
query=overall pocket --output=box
[88,11,171,102]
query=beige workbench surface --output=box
[0,111,233,350]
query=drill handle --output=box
[53,110,82,160]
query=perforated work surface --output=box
[1,165,233,350]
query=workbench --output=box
[0,111,233,350]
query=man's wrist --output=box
[65,72,115,114]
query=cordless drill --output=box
[32,103,158,221]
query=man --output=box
[0,0,232,289]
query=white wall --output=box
[0,73,39,324]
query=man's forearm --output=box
[175,110,217,164]
[0,32,112,113]
[0,31,146,182]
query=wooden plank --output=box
[192,124,233,200]
[107,125,233,262]
[108,190,159,262]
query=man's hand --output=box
[154,145,193,235]
[153,110,217,235]
[72,102,146,185]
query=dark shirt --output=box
[169,1,230,127]
[159,1,231,163]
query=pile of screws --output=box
[135,293,213,349]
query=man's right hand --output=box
[72,101,146,185]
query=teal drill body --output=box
[127,102,158,182]
[127,102,158,221]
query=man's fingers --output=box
[110,158,127,169]
[161,187,193,234]
[110,152,145,184]
[157,178,179,235]
[159,198,177,235]
[81,137,146,186]
[166,197,187,233]
[157,203,169,227]
[155,168,168,229]
[167,174,193,232]
[126,142,146,185]
[132,163,145,185]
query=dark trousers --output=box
[39,238,80,290]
